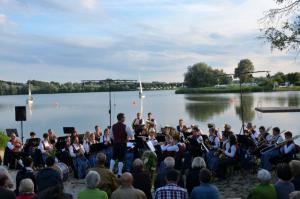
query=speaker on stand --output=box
[15,106,26,144]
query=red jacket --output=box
[16,194,35,199]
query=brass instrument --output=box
[13,139,22,152]
[261,135,300,154]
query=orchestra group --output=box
[2,111,300,182]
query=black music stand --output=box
[6,129,18,137]
[63,127,75,135]
[90,143,106,154]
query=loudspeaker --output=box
[15,106,26,121]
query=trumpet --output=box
[261,135,300,154]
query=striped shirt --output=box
[155,183,188,199]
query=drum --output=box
[53,162,69,182]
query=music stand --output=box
[201,135,208,141]
[90,143,106,154]
[6,129,18,137]
[63,127,75,135]
[157,134,166,142]
[25,138,40,147]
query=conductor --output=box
[109,113,134,177]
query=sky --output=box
[0,0,299,83]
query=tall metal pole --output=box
[21,121,24,144]
[108,81,112,128]
[239,79,245,134]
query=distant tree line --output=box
[184,59,300,88]
[0,80,182,96]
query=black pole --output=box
[108,81,112,128]
[239,78,245,134]
[21,121,24,144]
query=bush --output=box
[0,131,9,150]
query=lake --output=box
[0,90,299,141]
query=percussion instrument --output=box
[53,162,69,181]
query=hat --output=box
[207,123,215,129]
[224,124,231,129]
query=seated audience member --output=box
[155,169,188,199]
[89,153,118,197]
[0,172,15,199]
[186,157,206,195]
[289,191,300,199]
[190,168,219,199]
[154,156,184,190]
[290,160,300,191]
[0,166,14,189]
[247,169,277,199]
[274,163,295,199]
[17,178,35,199]
[132,159,152,199]
[36,156,62,192]
[78,171,108,199]
[111,172,146,199]
[35,183,72,199]
[16,157,37,195]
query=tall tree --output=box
[184,62,231,87]
[234,59,255,83]
[261,0,300,52]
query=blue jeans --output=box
[125,152,134,172]
[261,148,280,171]
[73,156,89,179]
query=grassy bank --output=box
[175,85,274,94]
[274,86,300,91]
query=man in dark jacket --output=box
[36,156,62,192]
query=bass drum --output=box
[53,162,69,182]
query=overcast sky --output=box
[0,0,299,83]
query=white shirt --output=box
[38,140,52,154]
[209,135,220,149]
[69,143,85,158]
[7,141,14,150]
[250,130,259,140]
[281,143,295,154]
[224,142,236,158]
[161,144,179,152]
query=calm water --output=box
[0,90,299,140]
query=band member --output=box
[176,119,187,133]
[102,128,113,163]
[216,134,238,179]
[208,123,220,139]
[94,125,102,142]
[38,133,53,164]
[208,127,220,150]
[4,133,23,169]
[246,123,259,144]
[110,113,134,177]
[146,112,157,131]
[47,129,57,144]
[187,126,204,157]
[59,136,72,167]
[148,129,158,146]
[69,135,89,179]
[222,124,233,148]
[29,132,36,139]
[132,112,145,137]
[83,132,98,167]
[261,127,284,171]
[258,126,272,144]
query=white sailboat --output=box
[27,83,33,105]
[138,77,145,115]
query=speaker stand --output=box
[20,121,24,144]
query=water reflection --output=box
[235,94,255,122]
[185,95,231,121]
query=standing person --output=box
[109,113,134,177]
[89,153,118,198]
[111,172,146,199]
[146,112,157,132]
[274,163,295,199]
[190,168,220,199]
[77,171,108,199]
[247,169,277,199]
[154,169,188,199]
[132,112,145,137]
[36,156,62,193]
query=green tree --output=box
[184,62,231,87]
[286,72,300,84]
[234,59,255,83]
[261,0,300,52]
[272,72,286,83]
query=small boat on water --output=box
[138,78,145,99]
[27,83,33,105]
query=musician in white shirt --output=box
[69,136,88,179]
[38,133,53,163]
